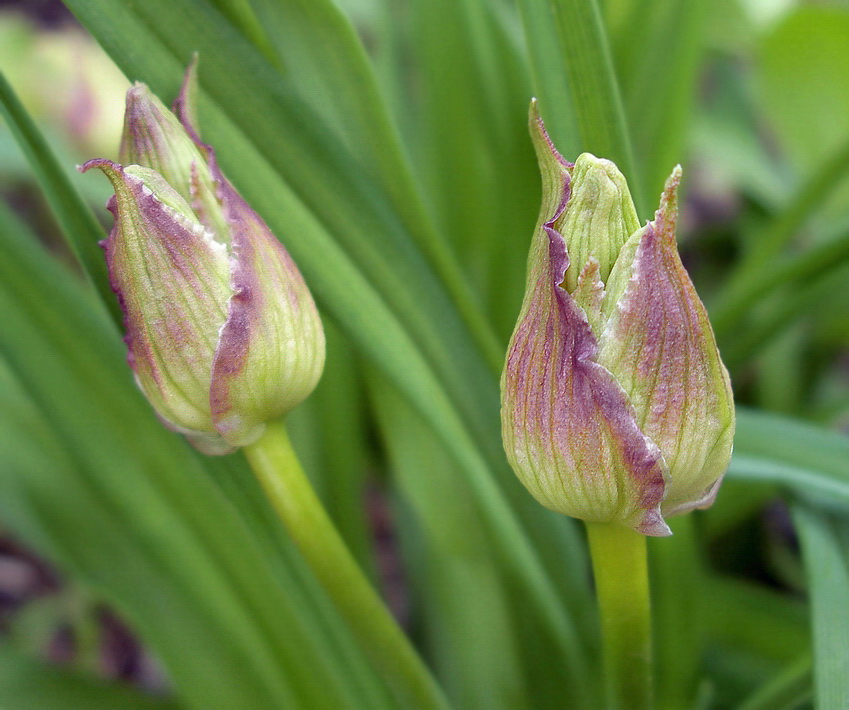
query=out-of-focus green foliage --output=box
[0,0,848,708]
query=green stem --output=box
[586,522,653,710]
[244,420,450,710]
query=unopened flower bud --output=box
[82,63,325,455]
[500,103,734,536]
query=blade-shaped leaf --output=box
[728,407,849,511]
[0,72,117,323]
[793,505,849,710]
[517,0,642,213]
[606,0,709,199]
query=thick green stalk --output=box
[244,421,450,710]
[586,522,653,710]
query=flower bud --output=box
[82,64,325,455]
[500,103,734,536]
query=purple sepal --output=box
[598,170,734,516]
[173,64,325,446]
[501,106,670,536]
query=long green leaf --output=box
[0,73,117,323]
[793,505,849,710]
[606,0,709,198]
[517,0,642,213]
[714,134,849,315]
[737,654,812,710]
[226,0,506,368]
[703,577,809,708]
[403,0,539,336]
[729,408,849,510]
[649,517,702,710]
[370,374,596,710]
[712,225,849,338]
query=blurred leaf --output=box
[691,55,785,209]
[793,505,849,710]
[729,408,849,511]
[403,0,539,337]
[702,478,778,539]
[712,223,849,344]
[515,0,579,158]
[517,0,641,212]
[0,644,179,710]
[757,7,849,173]
[703,576,809,708]
[650,516,702,710]
[737,653,812,710]
[607,0,709,199]
[370,377,534,710]
[234,0,505,368]
[0,72,117,321]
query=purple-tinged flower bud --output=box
[500,103,735,536]
[81,64,325,455]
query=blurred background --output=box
[0,0,847,707]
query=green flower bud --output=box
[82,63,325,455]
[500,103,735,536]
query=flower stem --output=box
[244,420,450,710]
[586,522,653,710]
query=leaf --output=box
[756,7,849,173]
[0,72,117,323]
[517,0,641,213]
[703,577,809,708]
[737,653,812,710]
[402,0,539,336]
[606,0,710,199]
[370,374,598,710]
[728,407,849,511]
[792,505,849,710]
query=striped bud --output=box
[500,103,735,536]
[82,62,324,454]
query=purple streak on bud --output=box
[598,170,734,516]
[80,158,233,455]
[173,62,325,447]
[82,59,325,454]
[501,104,670,537]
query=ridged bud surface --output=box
[500,103,735,535]
[82,62,325,454]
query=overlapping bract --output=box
[501,104,734,536]
[83,63,325,454]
